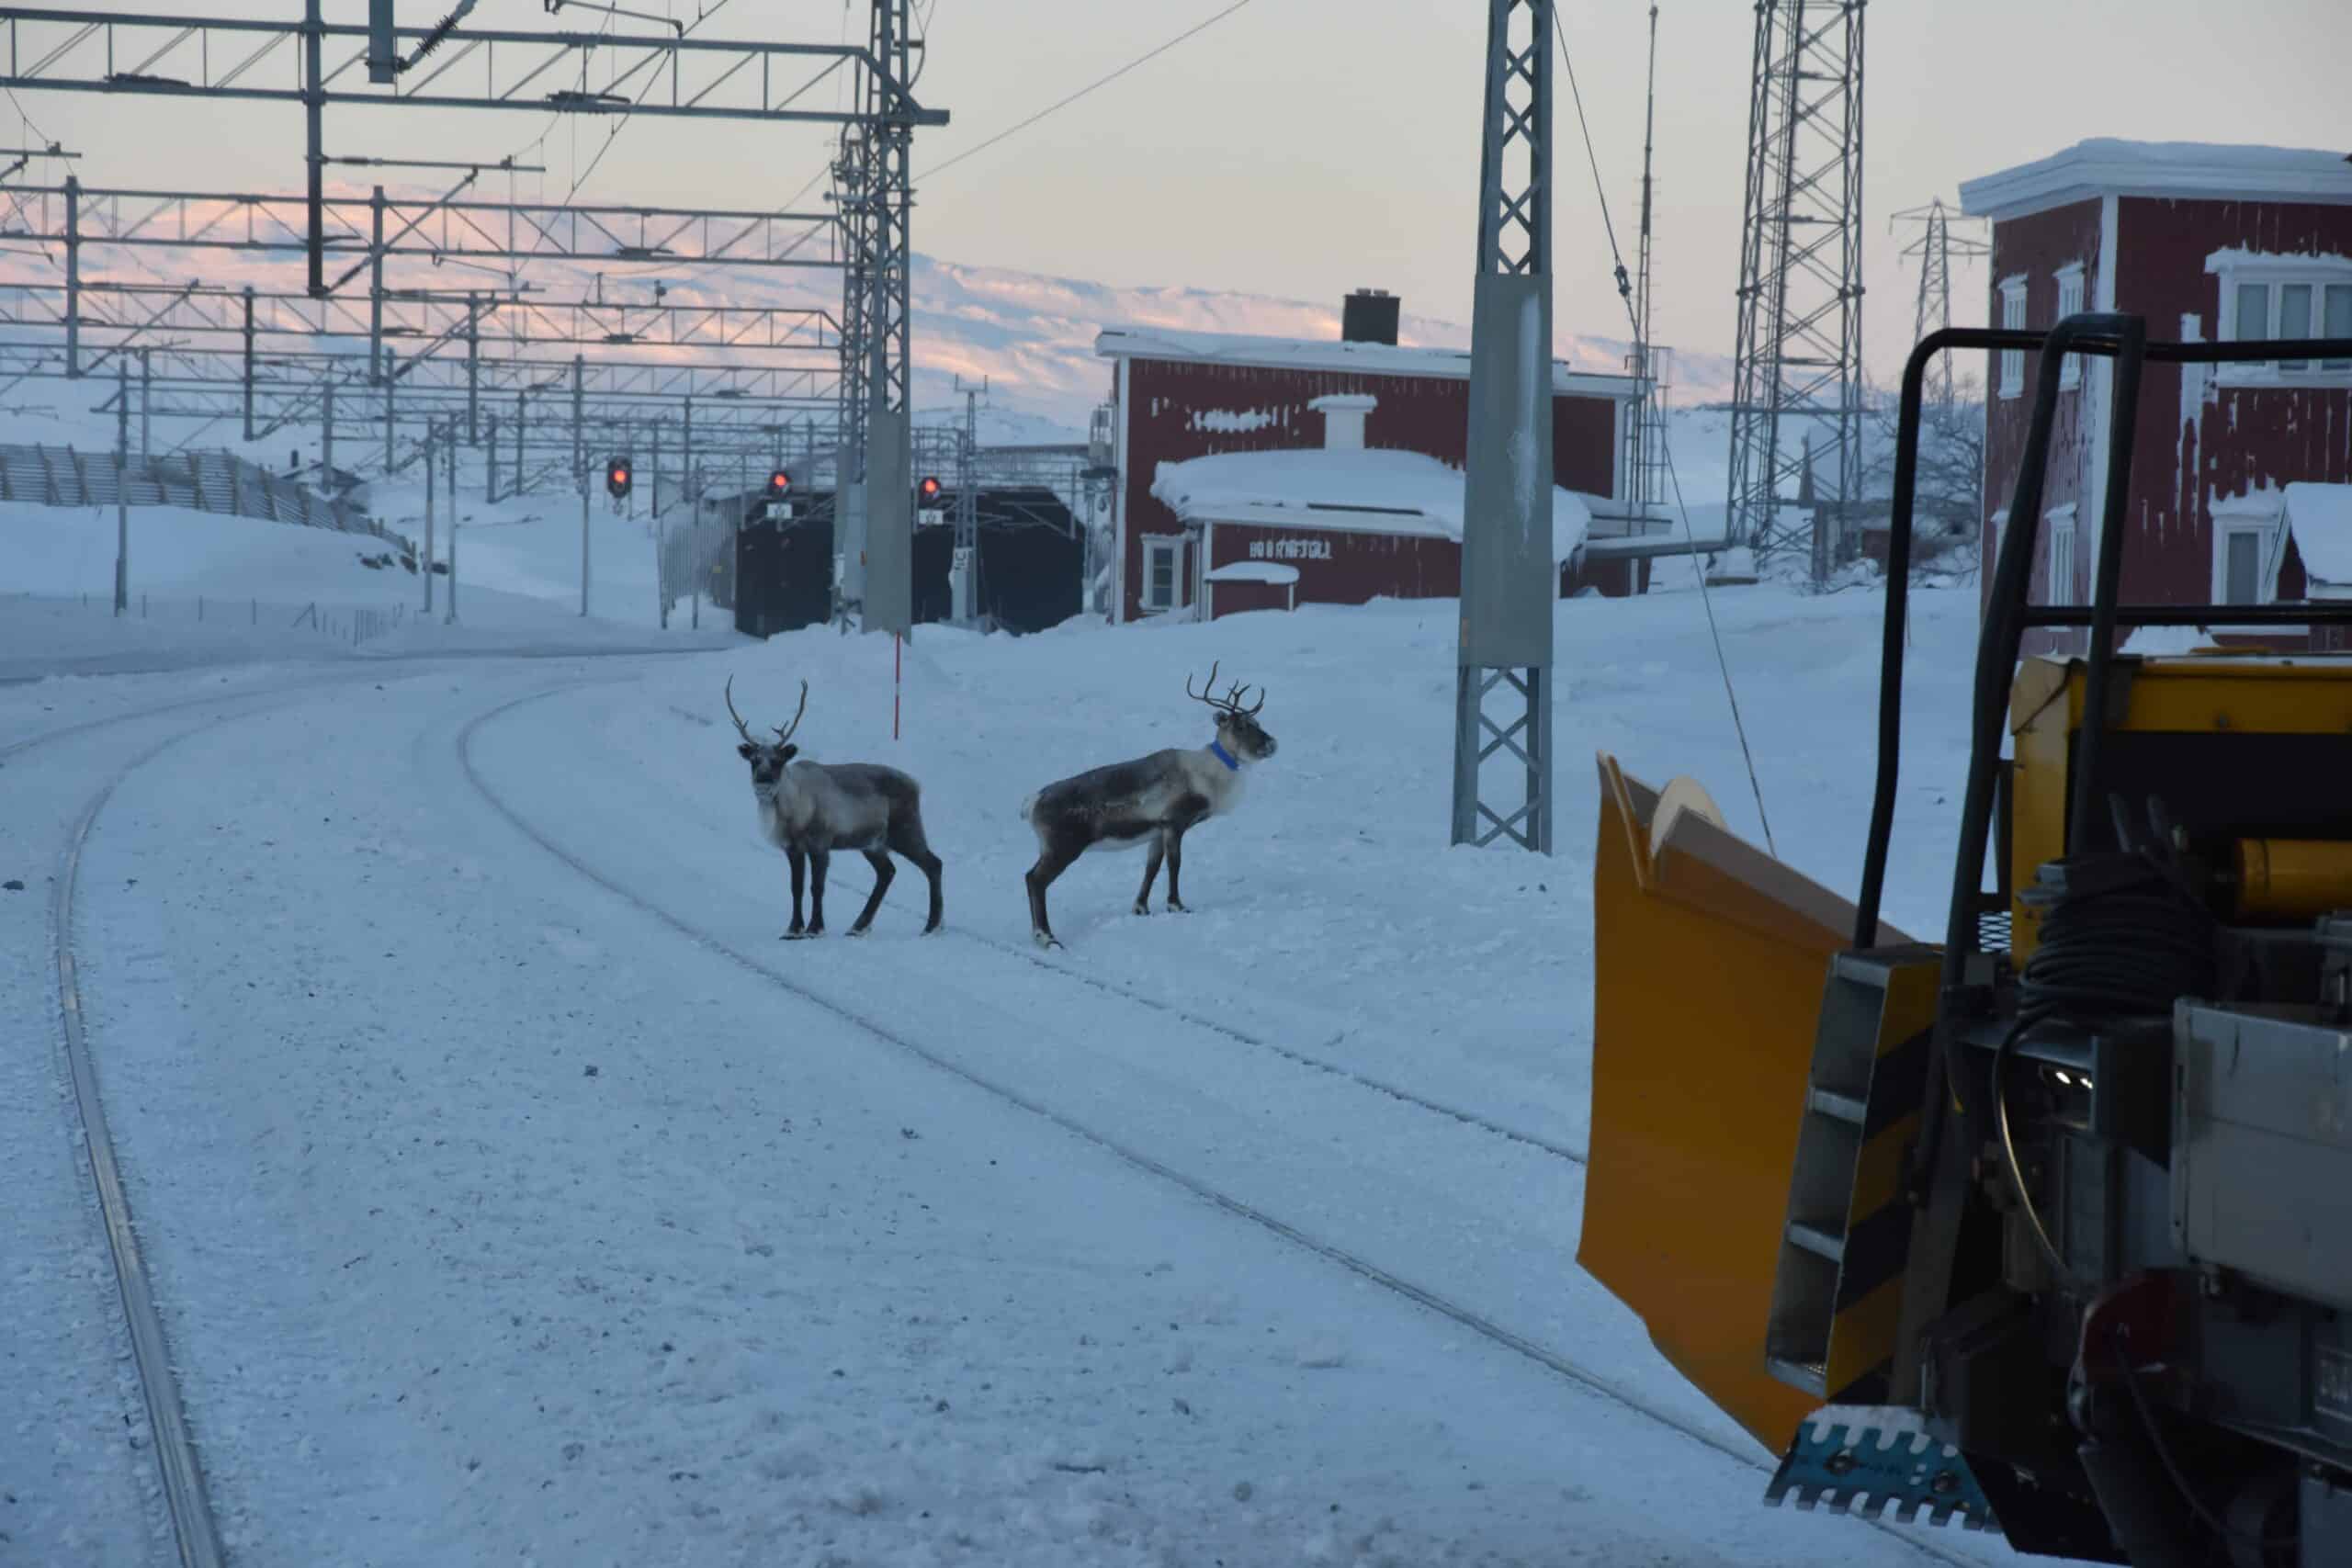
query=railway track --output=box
[20,655,688,1568]
[458,682,1985,1568]
[36,688,357,1568]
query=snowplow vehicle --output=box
[1580,315,2352,1568]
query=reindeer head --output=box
[1186,661,1276,761]
[725,674,808,792]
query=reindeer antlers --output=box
[775,679,808,743]
[724,674,809,744]
[724,673,755,744]
[1184,660,1266,716]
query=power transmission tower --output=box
[952,374,988,624]
[1891,198,1988,411]
[1623,1,1668,516]
[1451,0,1555,855]
[1724,0,1866,583]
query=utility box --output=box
[948,546,976,624]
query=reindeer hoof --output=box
[1131,902,1150,917]
[1166,900,1189,914]
[1033,931,1062,951]
[846,925,872,938]
[781,930,815,941]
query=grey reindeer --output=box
[1019,662,1277,949]
[728,675,944,938]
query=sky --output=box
[5,0,2349,387]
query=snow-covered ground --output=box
[4,510,2050,1566]
[1,474,736,681]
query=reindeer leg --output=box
[807,846,830,935]
[783,844,809,939]
[1134,834,1166,915]
[1025,840,1079,950]
[1164,823,1189,913]
[848,848,895,935]
[888,818,945,934]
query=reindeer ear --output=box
[780,744,799,762]
[738,741,760,759]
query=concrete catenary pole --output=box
[114,361,129,615]
[424,421,435,615]
[446,416,459,624]
[1452,0,1556,853]
[575,354,589,616]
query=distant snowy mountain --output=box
[890,254,1738,441]
[0,221,1736,448]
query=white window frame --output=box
[1989,507,2009,570]
[2045,504,2077,607]
[2053,264,2086,389]
[2208,252,2352,388]
[2210,493,2287,607]
[1141,535,1182,613]
[1998,276,2029,399]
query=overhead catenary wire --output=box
[1553,8,1631,308]
[920,0,1260,180]
[1551,6,1777,856]
[6,84,55,152]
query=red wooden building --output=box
[1959,140,2352,651]
[1094,293,1643,624]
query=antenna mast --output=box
[1626,2,1668,516]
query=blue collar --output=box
[1208,739,1239,772]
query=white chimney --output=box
[1308,393,1377,452]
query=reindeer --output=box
[1019,662,1277,949]
[727,675,944,939]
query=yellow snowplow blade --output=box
[1577,753,1913,1454]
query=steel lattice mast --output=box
[1450,0,1555,854]
[833,123,874,625]
[830,0,923,637]
[1724,0,1865,582]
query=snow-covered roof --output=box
[1960,139,2352,222]
[1150,448,1592,564]
[1096,325,1639,400]
[2285,482,2352,590]
[1204,560,1301,586]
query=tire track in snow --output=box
[942,925,1588,1165]
[458,683,1982,1568]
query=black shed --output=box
[733,485,1082,638]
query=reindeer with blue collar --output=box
[1018,662,1278,949]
